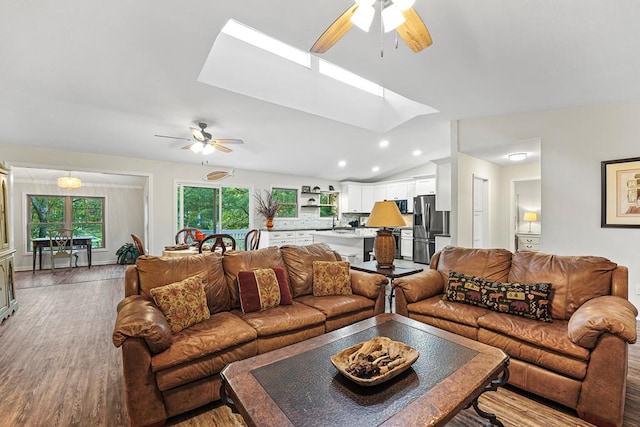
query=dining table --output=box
[161,247,200,257]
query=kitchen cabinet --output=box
[343,184,363,213]
[400,229,413,260]
[415,178,436,196]
[374,185,387,203]
[260,230,318,247]
[406,181,416,213]
[0,161,17,324]
[387,182,408,200]
[361,186,375,213]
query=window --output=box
[319,192,338,218]
[272,188,297,218]
[177,184,250,248]
[27,195,105,250]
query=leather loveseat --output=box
[112,243,387,426]
[393,246,637,427]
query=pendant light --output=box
[57,172,81,189]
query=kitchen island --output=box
[312,229,377,263]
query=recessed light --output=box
[412,150,421,156]
[508,152,527,161]
[379,140,389,148]
[338,160,346,167]
[372,166,380,172]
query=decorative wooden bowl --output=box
[331,336,419,386]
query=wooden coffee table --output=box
[220,314,509,427]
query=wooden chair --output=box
[244,229,261,251]
[198,234,236,254]
[131,233,145,256]
[175,228,201,245]
[48,228,78,269]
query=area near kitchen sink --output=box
[311,229,377,263]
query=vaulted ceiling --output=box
[1,1,639,181]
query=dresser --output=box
[516,233,541,252]
[0,162,18,323]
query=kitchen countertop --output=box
[312,229,377,239]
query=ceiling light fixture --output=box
[413,149,422,156]
[338,160,347,167]
[372,166,380,172]
[381,3,406,32]
[508,152,528,161]
[379,140,389,147]
[57,172,81,189]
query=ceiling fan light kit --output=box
[155,122,244,156]
[382,3,406,32]
[350,5,375,31]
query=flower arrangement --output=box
[254,190,280,219]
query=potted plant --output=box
[254,190,280,230]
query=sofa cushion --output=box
[136,253,230,314]
[407,295,493,328]
[235,302,326,337]
[151,311,257,372]
[509,252,618,320]
[223,246,288,309]
[238,267,293,313]
[296,294,374,318]
[312,261,352,296]
[149,274,210,333]
[280,243,340,298]
[435,246,512,285]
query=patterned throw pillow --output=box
[443,271,552,322]
[237,267,293,313]
[312,261,352,296]
[149,274,210,333]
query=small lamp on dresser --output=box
[367,200,407,269]
[523,211,538,233]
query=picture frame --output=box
[601,157,640,228]
[301,185,311,193]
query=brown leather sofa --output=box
[393,246,638,427]
[112,243,387,427]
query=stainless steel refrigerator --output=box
[413,195,444,264]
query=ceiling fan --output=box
[154,122,244,154]
[203,168,235,182]
[310,0,432,54]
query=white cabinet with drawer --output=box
[517,234,541,252]
[295,230,314,245]
[400,229,413,260]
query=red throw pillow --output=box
[237,267,293,313]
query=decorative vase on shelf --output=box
[266,217,274,230]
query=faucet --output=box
[332,215,338,230]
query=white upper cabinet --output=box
[415,178,436,196]
[361,186,375,213]
[342,183,363,213]
[373,185,387,203]
[386,182,408,200]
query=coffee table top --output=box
[350,260,424,278]
[221,314,508,427]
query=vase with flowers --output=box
[254,190,281,230]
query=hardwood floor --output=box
[1,265,638,426]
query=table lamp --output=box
[523,212,537,233]
[367,200,407,269]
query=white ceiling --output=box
[1,1,639,181]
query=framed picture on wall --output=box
[601,156,640,228]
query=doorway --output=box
[472,175,489,248]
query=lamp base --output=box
[374,228,396,269]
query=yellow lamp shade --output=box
[523,212,537,222]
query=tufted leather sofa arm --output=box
[349,269,388,299]
[393,269,445,303]
[112,295,173,353]
[568,295,638,348]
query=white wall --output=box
[458,100,640,311]
[1,142,340,264]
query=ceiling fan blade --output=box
[212,139,244,145]
[181,143,195,150]
[190,127,206,142]
[396,7,433,53]
[213,143,232,153]
[154,134,192,142]
[310,4,358,54]
[204,171,230,181]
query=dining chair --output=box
[175,228,201,245]
[244,229,261,251]
[131,233,145,256]
[198,234,236,254]
[48,228,78,270]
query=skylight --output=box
[221,19,311,69]
[318,60,384,97]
